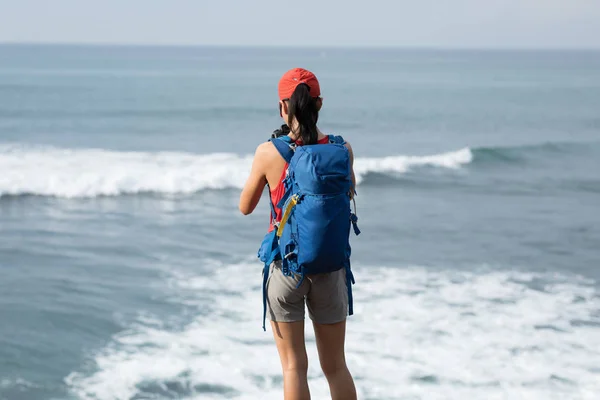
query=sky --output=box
[1,0,600,49]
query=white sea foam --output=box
[354,147,473,178]
[66,261,600,400]
[0,144,472,198]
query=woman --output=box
[239,68,358,400]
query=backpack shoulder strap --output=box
[328,135,346,145]
[269,136,295,163]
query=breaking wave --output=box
[0,144,472,198]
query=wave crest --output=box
[0,144,472,198]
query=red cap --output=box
[278,68,321,100]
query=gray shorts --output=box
[266,260,349,325]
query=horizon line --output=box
[1,41,599,52]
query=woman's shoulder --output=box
[255,140,281,157]
[253,140,287,172]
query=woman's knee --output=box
[319,357,347,378]
[281,352,309,373]
[282,362,309,377]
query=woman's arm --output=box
[239,143,269,215]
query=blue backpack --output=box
[257,135,360,330]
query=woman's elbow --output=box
[239,200,253,215]
[239,205,252,215]
[239,186,262,215]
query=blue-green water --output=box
[1,45,599,400]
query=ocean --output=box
[0,44,599,400]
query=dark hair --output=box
[287,83,319,145]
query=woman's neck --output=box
[288,127,326,142]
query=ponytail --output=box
[288,83,319,145]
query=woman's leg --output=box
[271,320,311,400]
[313,320,357,400]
